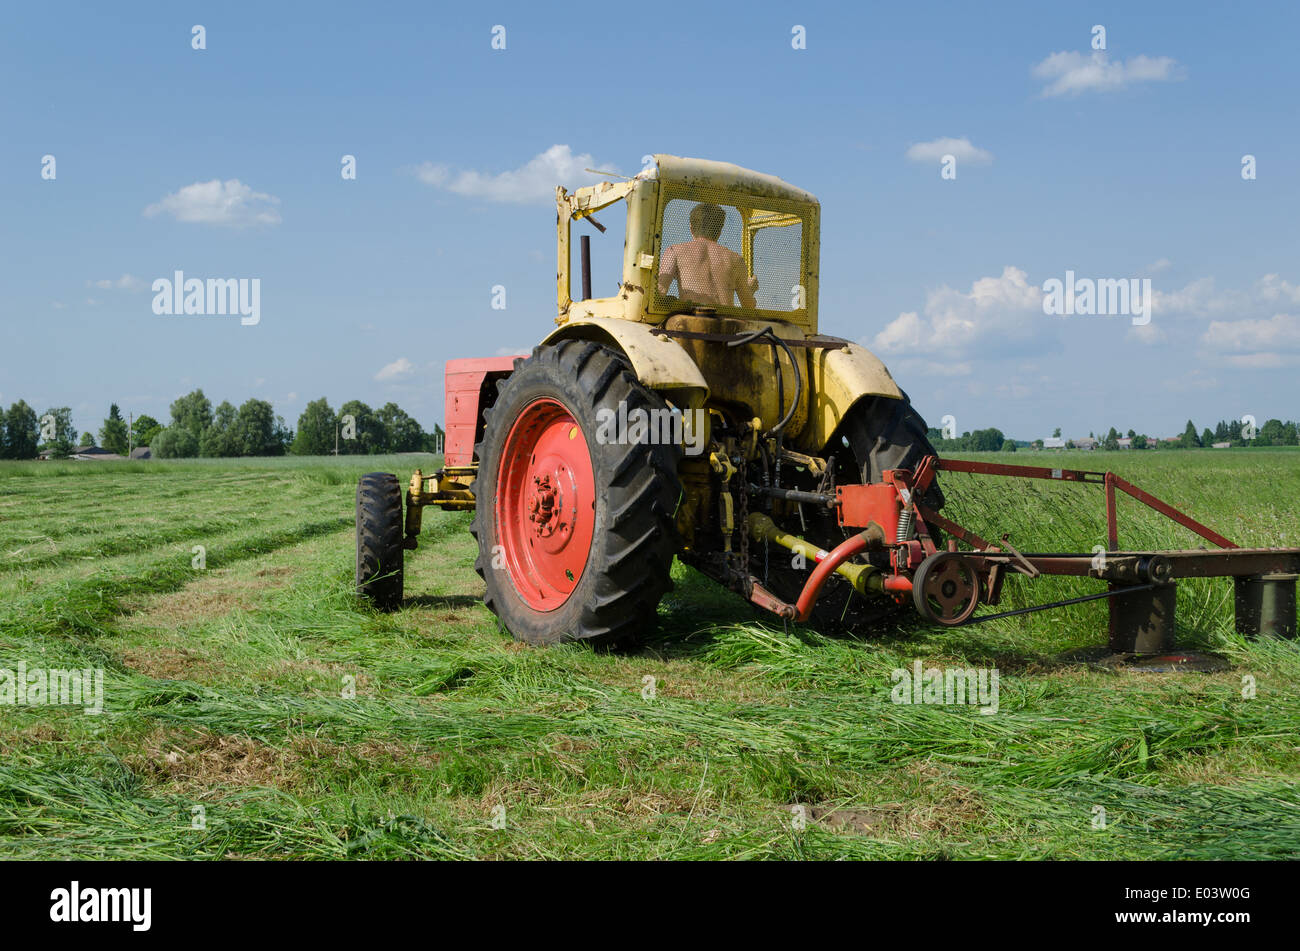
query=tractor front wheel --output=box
[355,471,404,610]
[471,341,682,646]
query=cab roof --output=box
[646,154,818,205]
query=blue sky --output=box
[2,0,1298,444]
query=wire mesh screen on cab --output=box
[654,194,804,315]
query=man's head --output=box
[689,202,726,241]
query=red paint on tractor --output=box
[836,482,902,543]
[495,397,596,611]
[443,357,526,467]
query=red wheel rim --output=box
[495,398,596,611]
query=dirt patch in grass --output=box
[126,728,305,794]
[122,559,303,629]
[794,762,987,839]
[126,730,443,796]
[120,645,216,680]
[254,566,294,578]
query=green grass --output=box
[1,449,1298,859]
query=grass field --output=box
[1,450,1298,859]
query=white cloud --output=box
[416,145,607,204]
[1202,313,1300,366]
[143,179,282,226]
[375,357,415,382]
[1128,322,1166,345]
[1257,273,1300,305]
[1223,352,1289,369]
[872,266,1043,358]
[1032,51,1184,97]
[90,273,144,291]
[1029,51,1185,98]
[905,137,993,165]
[1151,277,1239,318]
[1147,258,1172,274]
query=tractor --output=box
[357,154,1299,660]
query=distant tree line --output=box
[1173,418,1300,448]
[1057,420,1299,450]
[927,427,1019,453]
[0,390,442,459]
[926,417,1299,453]
[151,390,293,458]
[286,397,440,455]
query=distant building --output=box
[1074,437,1098,450]
[69,446,126,461]
[1212,442,1231,449]
[129,447,152,460]
[1042,437,1066,449]
[1116,437,1132,449]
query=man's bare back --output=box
[659,237,758,309]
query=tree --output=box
[969,427,1005,453]
[100,404,129,455]
[1201,428,1215,448]
[169,389,213,441]
[1000,439,1018,453]
[37,407,78,458]
[152,426,198,458]
[199,401,240,457]
[1180,420,1200,449]
[1103,427,1120,451]
[273,416,293,454]
[1257,418,1287,447]
[338,400,385,455]
[2,401,39,459]
[291,398,336,455]
[132,414,162,448]
[1052,427,1062,439]
[233,399,283,456]
[377,402,424,452]
[1132,434,1148,450]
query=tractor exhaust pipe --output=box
[580,234,592,300]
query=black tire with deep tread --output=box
[356,472,404,611]
[842,392,945,513]
[470,341,683,647]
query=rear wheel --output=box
[471,341,682,646]
[356,472,404,610]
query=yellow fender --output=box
[541,316,709,409]
[806,341,903,448]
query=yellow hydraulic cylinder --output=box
[747,512,880,595]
